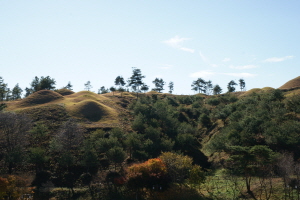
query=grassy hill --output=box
[2,76,300,199]
[5,90,134,130]
[279,76,300,90]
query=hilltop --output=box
[5,89,134,130]
[279,76,300,90]
[4,76,300,131]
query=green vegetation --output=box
[152,78,165,93]
[1,75,300,199]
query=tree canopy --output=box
[152,78,165,93]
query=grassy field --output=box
[199,170,296,200]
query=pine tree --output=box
[0,77,8,101]
[152,78,165,93]
[227,80,237,92]
[65,82,73,90]
[168,81,174,94]
[239,78,246,91]
[213,85,222,95]
[11,83,23,100]
[191,78,206,93]
[127,68,145,98]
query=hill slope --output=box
[279,76,300,90]
[5,90,132,129]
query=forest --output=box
[1,70,300,200]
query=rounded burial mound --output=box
[279,76,300,90]
[240,88,262,97]
[21,90,63,106]
[68,91,99,98]
[261,87,275,91]
[55,89,74,96]
[68,91,109,102]
[70,100,116,122]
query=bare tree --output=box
[84,81,92,91]
[0,112,32,174]
[277,152,294,199]
[53,118,85,154]
[50,118,85,195]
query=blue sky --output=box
[1,1,299,95]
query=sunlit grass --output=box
[279,76,300,90]
[5,90,121,128]
[198,169,291,200]
[285,88,300,97]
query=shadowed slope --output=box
[67,100,118,122]
[55,89,74,96]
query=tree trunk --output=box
[8,162,13,174]
[246,176,257,200]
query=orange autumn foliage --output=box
[0,175,34,200]
[129,158,167,176]
[127,158,170,190]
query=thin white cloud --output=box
[159,64,173,70]
[264,56,294,63]
[190,70,215,78]
[199,51,207,62]
[163,35,190,48]
[230,65,258,69]
[223,73,257,77]
[223,58,231,62]
[199,51,218,67]
[180,47,195,53]
[163,35,194,53]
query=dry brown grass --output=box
[261,87,275,91]
[239,88,262,97]
[67,91,111,102]
[67,90,101,98]
[285,88,300,98]
[239,87,275,97]
[19,90,63,107]
[66,100,118,123]
[55,88,74,96]
[279,76,300,90]
[62,91,119,125]
[146,91,160,94]
[5,90,121,128]
[102,91,136,98]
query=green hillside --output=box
[1,77,300,199]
